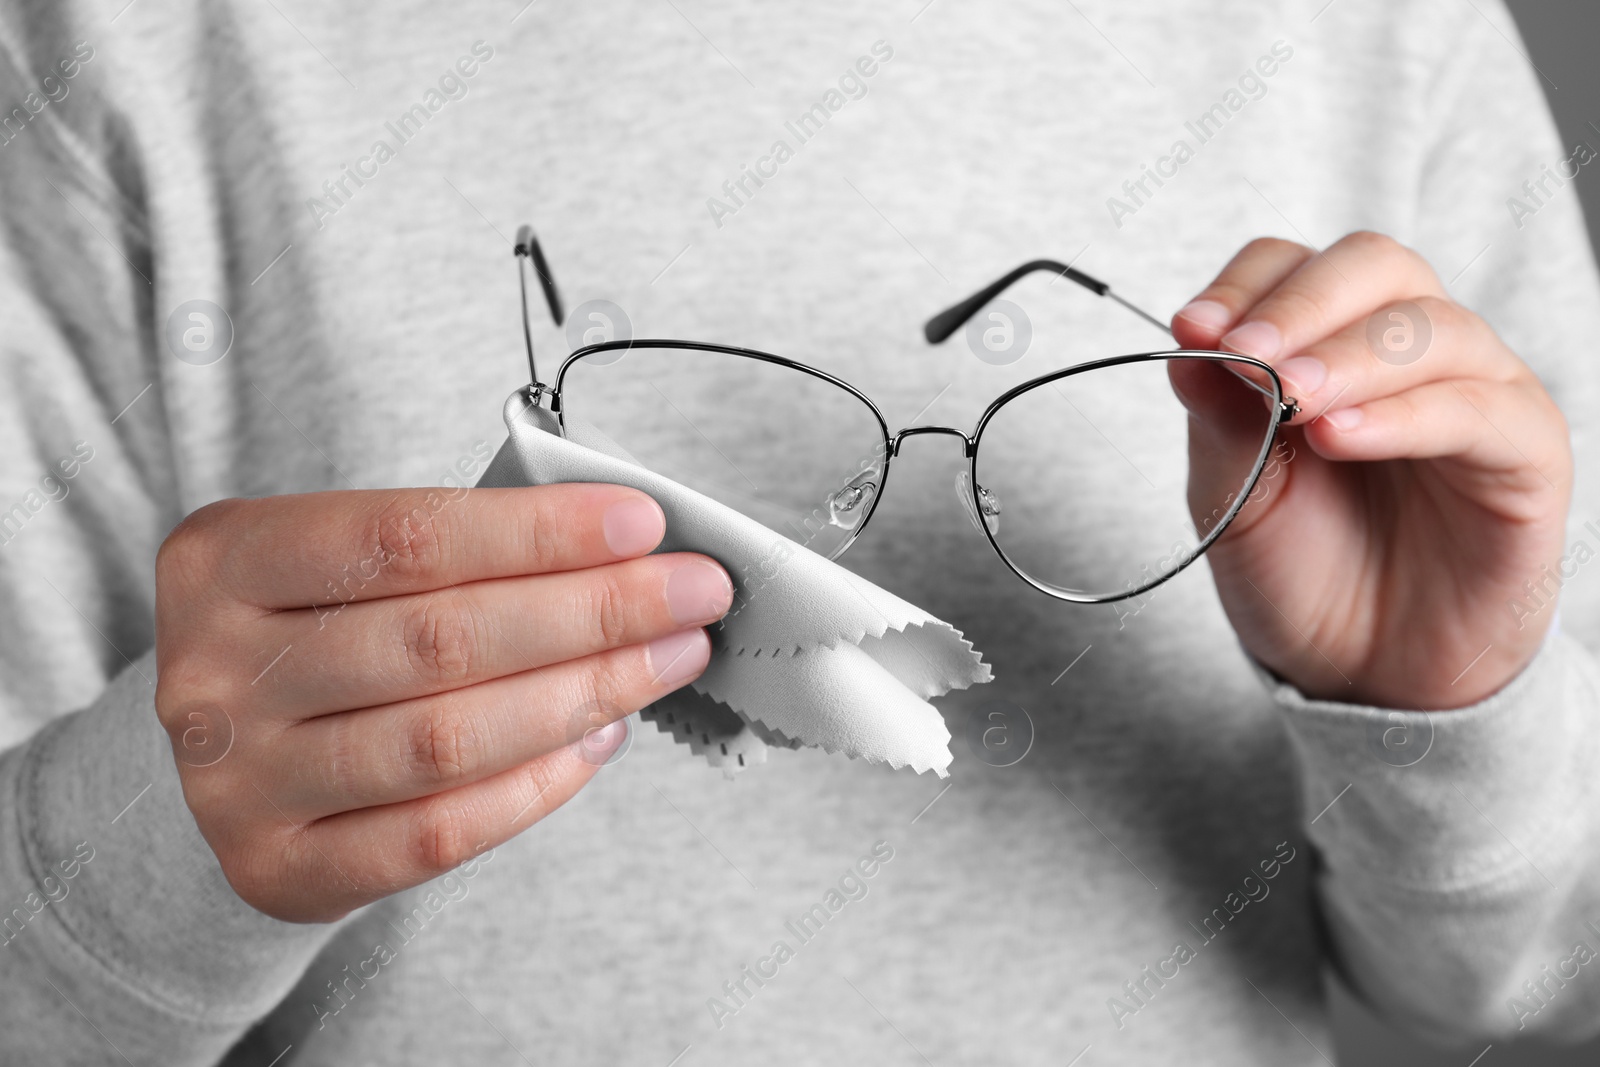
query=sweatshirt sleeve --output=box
[1274,0,1600,1044]
[0,10,338,1063]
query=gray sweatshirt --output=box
[2,0,1599,1063]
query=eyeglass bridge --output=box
[882,426,1003,529]
[890,424,975,458]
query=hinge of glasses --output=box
[524,380,552,409]
[1279,397,1300,422]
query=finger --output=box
[254,552,731,715]
[1172,237,1316,346]
[1170,357,1296,540]
[1215,231,1447,366]
[1271,297,1518,426]
[270,735,611,921]
[1300,377,1571,493]
[192,484,666,610]
[275,627,711,814]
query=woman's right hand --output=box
[153,484,732,922]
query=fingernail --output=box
[602,496,664,557]
[1219,321,1282,361]
[1324,406,1364,431]
[1277,355,1327,395]
[646,629,710,688]
[1175,299,1232,334]
[666,559,733,625]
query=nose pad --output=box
[955,471,1002,534]
[828,468,880,530]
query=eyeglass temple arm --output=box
[514,224,566,388]
[923,259,1171,344]
[922,259,1295,415]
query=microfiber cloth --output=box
[475,390,992,777]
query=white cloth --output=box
[476,390,992,776]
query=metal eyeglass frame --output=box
[511,226,1301,604]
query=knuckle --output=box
[1267,285,1335,333]
[1406,293,1453,320]
[1205,280,1260,312]
[1204,239,1311,305]
[179,775,233,833]
[401,594,481,685]
[1544,404,1575,481]
[510,758,566,825]
[621,628,687,702]
[403,703,481,788]
[321,712,360,800]
[1338,231,1436,283]
[1241,236,1307,261]
[152,674,189,732]
[568,665,616,725]
[216,843,275,909]
[408,801,478,875]
[368,495,446,585]
[154,690,210,745]
[156,499,239,591]
[1403,294,1459,338]
[190,798,352,922]
[1339,229,1403,258]
[585,570,633,648]
[208,818,289,908]
[177,497,245,540]
[152,533,191,593]
[152,671,231,741]
[522,491,572,574]
[1544,391,1572,442]
[1535,406,1573,470]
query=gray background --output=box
[1331,2,1600,1064]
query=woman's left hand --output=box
[1174,231,1573,709]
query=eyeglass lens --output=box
[559,346,888,561]
[973,355,1281,601]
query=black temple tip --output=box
[924,291,988,345]
[923,311,959,345]
[923,259,1114,347]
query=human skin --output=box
[154,483,732,922]
[1173,232,1573,710]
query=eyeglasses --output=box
[510,226,1299,604]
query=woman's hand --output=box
[154,484,732,922]
[1174,232,1573,709]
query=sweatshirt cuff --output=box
[1258,630,1600,894]
[2,650,338,1044]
